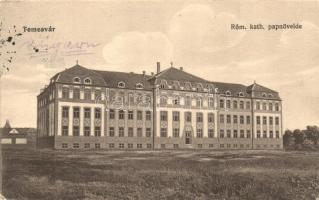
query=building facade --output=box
[37,63,283,150]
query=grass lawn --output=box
[2,148,319,200]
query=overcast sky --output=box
[0,0,318,130]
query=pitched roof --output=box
[93,70,153,90]
[154,67,209,83]
[246,82,277,93]
[53,64,107,86]
[212,81,250,96]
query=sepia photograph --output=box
[0,0,319,199]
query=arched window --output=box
[136,83,143,89]
[239,92,244,97]
[118,82,125,88]
[262,93,267,97]
[84,78,91,84]
[268,93,273,98]
[73,77,80,83]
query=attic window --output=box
[225,91,231,96]
[239,92,244,97]
[84,78,91,84]
[73,77,81,83]
[268,94,273,97]
[262,93,267,97]
[136,83,143,89]
[118,82,126,88]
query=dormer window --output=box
[84,78,92,84]
[118,82,125,88]
[73,77,81,83]
[225,91,231,96]
[239,92,244,97]
[262,93,267,97]
[136,83,144,89]
[268,94,273,98]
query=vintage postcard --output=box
[0,0,318,199]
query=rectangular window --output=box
[262,102,267,110]
[95,108,101,119]
[128,143,133,149]
[239,101,244,109]
[128,127,134,137]
[109,143,114,148]
[84,89,91,100]
[233,115,238,124]
[275,103,279,111]
[84,143,90,148]
[147,144,152,149]
[119,110,125,119]
[269,103,273,111]
[109,109,115,119]
[173,128,180,137]
[161,144,166,149]
[226,100,231,109]
[173,144,179,149]
[128,110,134,120]
[257,130,261,138]
[137,110,143,120]
[185,112,192,122]
[94,126,101,137]
[256,102,260,110]
[269,117,273,125]
[84,108,91,118]
[209,144,214,148]
[109,127,115,137]
[240,116,244,124]
[227,144,231,148]
[256,116,260,125]
[196,98,202,107]
[220,144,224,148]
[146,128,151,137]
[247,130,251,138]
[73,88,80,100]
[119,143,124,148]
[226,130,231,138]
[160,111,168,121]
[269,131,273,138]
[220,100,224,108]
[240,130,245,138]
[220,130,224,138]
[196,113,203,123]
[233,130,238,138]
[84,126,90,136]
[208,97,214,107]
[185,96,191,106]
[276,131,280,138]
[208,129,214,138]
[62,107,69,118]
[146,111,151,120]
[62,126,68,136]
[73,126,79,136]
[95,143,100,149]
[233,101,238,109]
[275,117,279,125]
[160,128,167,137]
[220,114,224,123]
[263,116,267,125]
[198,144,203,149]
[137,128,143,137]
[226,115,231,124]
[196,129,203,138]
[137,144,142,149]
[73,143,79,149]
[62,87,69,99]
[263,131,267,138]
[119,127,124,137]
[73,107,80,118]
[173,111,180,121]
[246,101,251,110]
[246,116,251,124]
[208,113,214,123]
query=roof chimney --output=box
[142,70,146,76]
[180,67,183,71]
[156,62,161,74]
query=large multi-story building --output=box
[37,62,283,150]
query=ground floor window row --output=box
[61,143,281,149]
[219,129,281,139]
